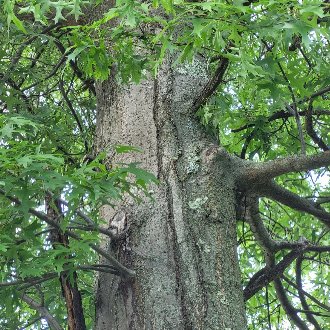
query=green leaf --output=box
[160,0,173,14]
[67,45,90,62]
[115,145,143,154]
[11,14,27,33]
[300,5,325,18]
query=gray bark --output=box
[94,59,246,329]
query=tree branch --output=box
[256,181,330,226]
[243,247,307,301]
[0,264,120,289]
[242,195,311,252]
[282,275,330,312]
[21,294,63,330]
[242,195,278,252]
[0,273,58,288]
[275,57,306,154]
[238,151,330,188]
[56,197,116,239]
[305,100,329,151]
[0,189,135,278]
[2,23,60,83]
[58,79,89,152]
[45,193,87,330]
[21,53,67,92]
[18,316,43,330]
[273,278,309,330]
[190,56,229,113]
[232,84,330,133]
[295,257,322,330]
[53,39,96,95]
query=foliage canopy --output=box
[0,0,329,329]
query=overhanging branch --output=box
[232,85,330,133]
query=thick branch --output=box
[315,196,330,205]
[243,195,310,252]
[243,195,278,252]
[46,194,87,330]
[243,247,307,301]
[257,181,330,226]
[263,241,309,330]
[238,151,330,188]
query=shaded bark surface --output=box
[94,59,246,329]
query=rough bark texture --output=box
[94,59,246,329]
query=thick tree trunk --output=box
[94,59,246,329]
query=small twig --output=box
[282,275,330,312]
[2,24,60,82]
[56,197,116,239]
[53,39,96,95]
[232,94,330,133]
[0,273,58,288]
[18,316,43,330]
[22,54,67,92]
[279,67,306,154]
[58,79,89,152]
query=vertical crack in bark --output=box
[152,78,162,180]
[152,70,192,328]
[190,222,208,322]
[166,181,192,329]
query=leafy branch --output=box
[0,189,135,278]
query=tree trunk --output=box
[94,59,247,329]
